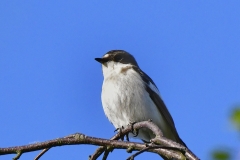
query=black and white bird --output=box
[95,50,187,150]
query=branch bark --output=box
[0,121,199,160]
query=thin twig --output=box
[34,148,50,160]
[126,146,158,160]
[102,150,111,160]
[13,151,22,160]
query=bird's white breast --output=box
[101,63,166,141]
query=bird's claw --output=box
[128,122,139,137]
[114,126,125,141]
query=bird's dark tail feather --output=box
[160,137,187,160]
[178,137,187,148]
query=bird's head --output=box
[95,50,139,77]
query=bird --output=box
[95,50,187,151]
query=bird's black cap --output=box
[95,50,139,67]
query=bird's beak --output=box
[95,58,108,64]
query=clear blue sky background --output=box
[1,1,240,160]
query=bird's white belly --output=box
[101,69,165,141]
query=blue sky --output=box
[1,1,240,160]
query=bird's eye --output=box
[114,55,122,62]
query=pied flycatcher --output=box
[95,50,187,148]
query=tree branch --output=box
[0,121,199,160]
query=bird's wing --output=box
[132,66,187,147]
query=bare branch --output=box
[0,121,199,160]
[34,148,50,160]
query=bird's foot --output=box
[128,121,139,137]
[114,126,125,141]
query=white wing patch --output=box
[148,82,161,97]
